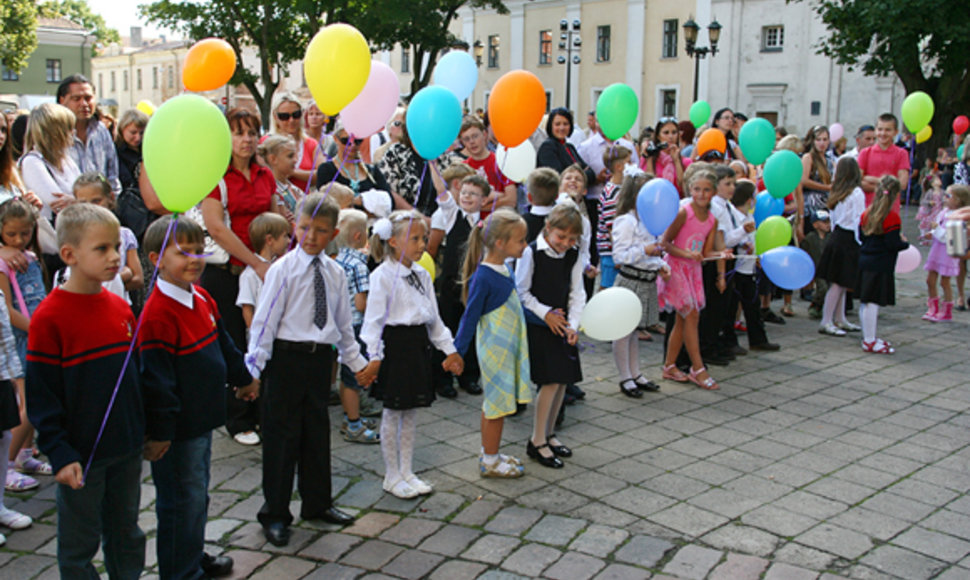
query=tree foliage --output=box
[0,0,38,73]
[798,0,970,149]
[38,0,121,53]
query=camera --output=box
[644,141,668,157]
[945,219,967,257]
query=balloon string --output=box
[84,216,178,482]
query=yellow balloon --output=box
[416,251,436,280]
[304,24,371,116]
[916,125,932,144]
[136,100,155,116]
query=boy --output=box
[246,193,367,547]
[26,204,146,578]
[858,113,911,210]
[703,165,743,362]
[140,216,259,579]
[801,209,831,319]
[333,208,381,442]
[523,168,560,243]
[597,147,632,289]
[238,212,292,331]
[429,175,488,398]
[459,116,517,212]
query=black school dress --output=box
[856,210,909,306]
[524,242,583,385]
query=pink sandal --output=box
[661,364,688,383]
[688,366,719,390]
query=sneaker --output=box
[359,395,383,418]
[343,424,380,444]
[0,506,32,530]
[762,308,786,324]
[233,431,261,446]
[5,470,38,492]
[480,455,525,478]
[340,417,378,433]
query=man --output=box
[841,124,876,160]
[857,113,910,209]
[57,74,121,195]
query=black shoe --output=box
[460,382,483,395]
[436,383,458,399]
[201,553,233,577]
[565,383,586,400]
[703,354,730,367]
[718,350,737,361]
[619,379,644,398]
[547,433,572,457]
[761,308,786,325]
[514,402,528,416]
[563,392,577,406]
[317,507,355,526]
[750,342,781,351]
[728,344,748,356]
[633,375,661,392]
[263,522,290,547]
[526,440,564,468]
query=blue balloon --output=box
[753,191,784,226]
[637,178,680,236]
[432,51,478,101]
[761,246,815,290]
[406,86,462,160]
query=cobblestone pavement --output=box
[4,218,970,579]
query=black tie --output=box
[312,256,327,329]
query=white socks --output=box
[380,408,417,483]
[860,302,879,343]
[612,333,641,381]
[821,284,844,327]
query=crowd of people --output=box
[1,70,970,578]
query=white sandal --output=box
[383,478,419,499]
[0,506,32,530]
[480,456,525,478]
[404,475,433,495]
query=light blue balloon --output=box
[761,246,815,290]
[753,191,784,226]
[406,86,462,160]
[637,178,680,236]
[432,51,478,101]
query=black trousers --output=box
[698,262,728,357]
[722,272,769,347]
[258,345,334,527]
[433,280,480,388]
[200,265,260,435]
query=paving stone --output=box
[380,549,444,579]
[830,507,911,541]
[742,505,819,537]
[569,525,629,557]
[601,486,678,518]
[543,550,606,580]
[302,562,367,580]
[763,562,820,580]
[263,526,316,555]
[860,492,937,523]
[860,545,947,579]
[451,499,503,526]
[378,517,442,547]
[1,555,56,579]
[687,488,763,519]
[249,555,316,580]
[700,524,779,557]
[650,502,730,538]
[299,532,363,562]
[412,491,464,520]
[662,544,723,580]
[340,539,405,570]
[612,534,675,568]
[523,514,586,546]
[794,523,874,560]
[417,524,482,557]
[227,522,267,550]
[222,549,273,579]
[891,527,970,562]
[591,563,651,580]
[204,518,243,542]
[344,512,400,537]
[1,522,56,551]
[709,553,770,580]
[339,480,386,509]
[427,560,488,580]
[773,491,847,520]
[484,506,543,535]
[477,571,532,580]
[461,533,521,564]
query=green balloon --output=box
[755,215,792,255]
[763,150,802,199]
[738,117,775,166]
[143,94,232,213]
[901,91,934,134]
[689,101,711,129]
[596,83,639,141]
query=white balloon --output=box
[579,287,642,341]
[495,141,536,183]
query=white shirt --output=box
[832,187,865,244]
[729,204,757,275]
[710,196,749,249]
[611,213,666,271]
[156,278,201,309]
[19,151,80,220]
[577,133,639,200]
[360,259,456,360]
[430,195,480,241]
[236,255,269,308]
[246,247,366,378]
[515,233,586,329]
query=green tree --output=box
[38,0,121,53]
[0,0,38,74]
[798,0,970,150]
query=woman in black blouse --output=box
[536,108,595,185]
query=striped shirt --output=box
[596,181,621,255]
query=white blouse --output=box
[611,213,665,271]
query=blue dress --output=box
[12,259,46,366]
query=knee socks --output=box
[380,408,417,483]
[612,334,633,381]
[532,385,559,444]
[546,385,567,436]
[821,284,844,327]
[860,302,879,343]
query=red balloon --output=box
[953,115,969,136]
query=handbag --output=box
[186,179,231,265]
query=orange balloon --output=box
[695,128,727,157]
[183,38,237,92]
[488,70,546,148]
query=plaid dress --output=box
[478,286,532,419]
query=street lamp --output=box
[683,16,721,102]
[556,18,581,113]
[473,40,484,67]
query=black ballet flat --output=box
[633,375,661,392]
[547,433,572,457]
[620,379,644,398]
[526,440,564,468]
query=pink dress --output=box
[658,204,714,314]
[916,189,943,244]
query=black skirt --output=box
[856,270,896,306]
[0,380,20,431]
[371,325,435,410]
[526,323,582,386]
[817,227,860,289]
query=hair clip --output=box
[882,189,890,195]
[373,218,393,241]
[476,220,486,229]
[622,163,645,179]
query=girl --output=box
[515,203,586,469]
[454,209,531,478]
[816,157,865,337]
[916,175,945,244]
[257,135,304,221]
[611,173,669,397]
[0,289,32,540]
[801,126,833,233]
[360,210,463,499]
[922,185,970,322]
[857,176,909,354]
[658,169,723,390]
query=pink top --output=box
[858,144,910,210]
[671,203,714,257]
[643,151,692,196]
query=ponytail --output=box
[461,224,486,304]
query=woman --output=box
[200,108,279,446]
[265,92,317,192]
[377,112,453,217]
[316,120,396,215]
[712,107,745,162]
[19,103,80,222]
[642,118,691,195]
[372,108,405,165]
[801,126,834,234]
[303,101,331,152]
[536,108,596,185]
[115,109,148,192]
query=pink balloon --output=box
[341,61,400,138]
[829,122,844,143]
[895,245,921,274]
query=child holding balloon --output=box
[922,185,970,322]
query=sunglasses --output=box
[276,109,302,121]
[659,116,678,124]
[338,136,364,146]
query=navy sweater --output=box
[454,265,519,356]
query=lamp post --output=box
[557,18,581,112]
[473,40,484,67]
[682,17,721,102]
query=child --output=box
[857,176,909,353]
[454,209,532,478]
[359,210,464,498]
[597,147,633,289]
[0,288,32,543]
[917,175,945,244]
[560,164,600,298]
[140,216,259,579]
[611,173,668,397]
[658,169,724,390]
[522,168,560,243]
[257,135,304,220]
[237,212,292,330]
[516,203,586,468]
[333,208,381,443]
[246,193,367,546]
[922,185,970,321]
[816,157,866,337]
[800,209,831,319]
[27,204,147,577]
[702,164,743,363]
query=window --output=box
[168,67,174,89]
[137,69,142,90]
[661,89,677,118]
[110,71,116,92]
[544,90,553,113]
[2,63,19,81]
[97,73,103,94]
[596,26,611,62]
[152,66,158,89]
[46,59,62,83]
[762,25,784,51]
[123,70,128,91]
[539,30,552,65]
[811,101,821,116]
[488,35,499,68]
[401,46,410,73]
[662,19,678,59]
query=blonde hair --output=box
[776,134,803,154]
[25,103,75,169]
[270,91,304,141]
[862,176,901,236]
[948,184,970,209]
[115,108,148,147]
[336,208,368,247]
[326,182,355,209]
[56,202,119,248]
[73,172,115,209]
[461,208,525,302]
[248,212,291,253]
[441,163,474,184]
[687,168,718,192]
[683,161,712,187]
[544,202,583,235]
[527,167,560,207]
[369,209,427,263]
[257,134,297,160]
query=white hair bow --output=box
[372,218,393,241]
